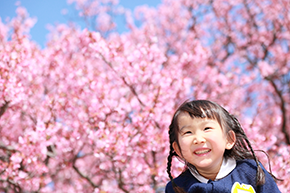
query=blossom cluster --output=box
[0,0,289,192]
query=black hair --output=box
[167,100,267,193]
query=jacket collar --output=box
[188,158,236,183]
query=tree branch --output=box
[72,156,98,188]
[266,77,289,144]
[0,100,10,118]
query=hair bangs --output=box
[179,100,223,126]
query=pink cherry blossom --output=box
[0,0,289,192]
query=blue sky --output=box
[0,0,161,47]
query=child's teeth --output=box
[195,149,210,154]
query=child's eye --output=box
[183,131,192,135]
[204,127,211,131]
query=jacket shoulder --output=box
[165,169,198,193]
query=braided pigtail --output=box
[167,145,186,193]
[167,115,187,193]
[243,133,265,186]
[166,144,176,185]
[230,115,265,186]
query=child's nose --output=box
[193,135,205,144]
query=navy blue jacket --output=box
[165,159,280,193]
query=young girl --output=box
[166,100,281,193]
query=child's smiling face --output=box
[173,112,235,180]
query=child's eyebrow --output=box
[179,119,217,131]
[179,125,191,131]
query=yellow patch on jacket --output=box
[231,182,256,193]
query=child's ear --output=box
[226,130,236,150]
[173,141,182,158]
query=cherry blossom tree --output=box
[0,0,289,192]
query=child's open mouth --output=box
[194,149,211,155]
